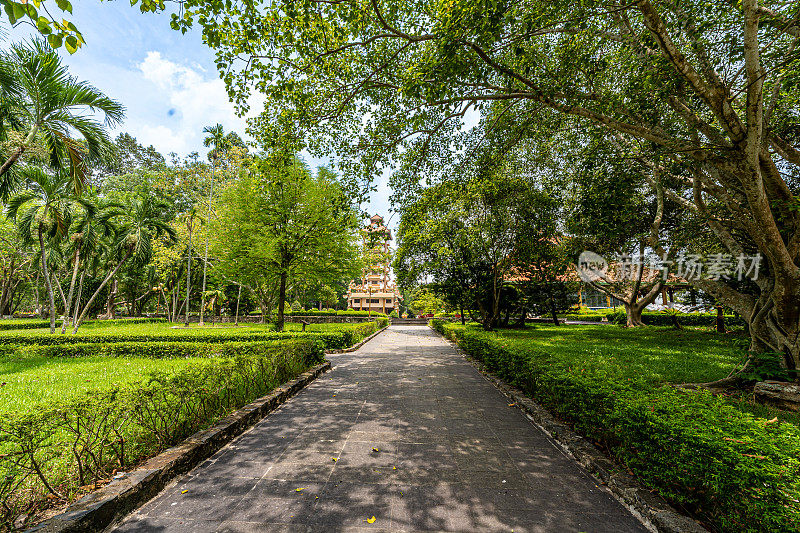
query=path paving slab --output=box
[112,326,649,532]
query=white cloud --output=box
[130,51,253,157]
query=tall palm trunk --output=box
[184,225,193,326]
[199,164,215,326]
[72,268,85,326]
[0,126,38,179]
[235,283,242,326]
[37,226,56,334]
[73,248,132,333]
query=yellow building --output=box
[346,214,402,314]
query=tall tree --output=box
[212,154,360,331]
[72,195,176,332]
[198,123,226,326]
[173,0,800,371]
[6,168,91,333]
[0,39,124,198]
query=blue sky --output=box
[4,1,396,223]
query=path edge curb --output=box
[26,361,332,533]
[431,327,707,533]
[326,324,389,354]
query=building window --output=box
[386,299,392,304]
[371,299,380,303]
[353,299,360,303]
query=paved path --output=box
[115,326,648,532]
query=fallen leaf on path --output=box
[372,447,379,452]
[366,516,376,523]
[295,487,305,492]
[181,490,189,494]
[507,403,516,407]
[332,457,338,462]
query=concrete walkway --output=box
[114,326,648,532]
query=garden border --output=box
[325,323,389,354]
[431,326,707,533]
[26,361,332,533]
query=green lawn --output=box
[479,324,798,425]
[0,320,378,414]
[0,355,200,414]
[489,324,746,385]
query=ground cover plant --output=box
[432,320,800,532]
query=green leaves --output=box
[1,0,83,53]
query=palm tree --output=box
[6,168,92,333]
[0,39,124,199]
[61,200,118,333]
[176,207,204,326]
[199,123,226,325]
[72,196,176,332]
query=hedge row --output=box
[431,320,800,532]
[563,310,746,328]
[0,338,323,530]
[247,310,387,317]
[0,319,388,356]
[0,317,168,331]
[0,331,286,346]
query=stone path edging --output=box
[432,328,707,533]
[326,324,388,354]
[27,361,331,533]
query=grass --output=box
[478,323,800,426]
[0,320,377,415]
[0,355,199,415]
[0,320,367,340]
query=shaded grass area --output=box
[493,324,745,385]
[489,324,799,425]
[0,355,198,415]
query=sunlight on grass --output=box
[0,355,200,414]
[483,324,800,427]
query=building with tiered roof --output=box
[345,214,403,314]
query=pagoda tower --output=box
[345,214,402,314]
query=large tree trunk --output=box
[38,228,56,334]
[73,249,132,333]
[549,292,560,326]
[276,271,287,332]
[61,248,81,334]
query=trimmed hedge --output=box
[0,317,168,331]
[431,320,800,532]
[0,320,388,355]
[250,310,388,317]
[0,338,324,530]
[562,310,746,328]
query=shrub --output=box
[0,317,168,332]
[0,338,324,530]
[561,310,745,328]
[431,320,800,532]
